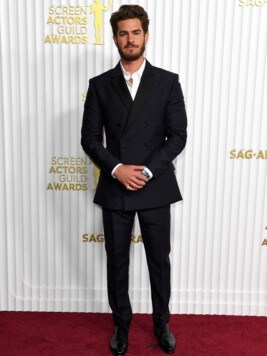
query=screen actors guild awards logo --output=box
[47,157,89,191]
[44,0,113,45]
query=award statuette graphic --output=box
[90,0,112,44]
[93,164,100,190]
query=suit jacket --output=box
[81,60,187,211]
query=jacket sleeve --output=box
[81,79,121,175]
[145,74,187,178]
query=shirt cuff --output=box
[144,166,153,180]
[111,163,123,178]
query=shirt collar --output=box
[120,58,146,81]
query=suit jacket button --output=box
[145,120,150,125]
[117,122,122,127]
[144,143,150,147]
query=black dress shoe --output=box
[154,324,176,354]
[110,326,128,355]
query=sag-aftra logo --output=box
[239,0,267,6]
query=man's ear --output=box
[113,35,118,47]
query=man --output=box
[81,5,187,355]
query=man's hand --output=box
[114,165,148,191]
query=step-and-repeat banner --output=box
[1,0,267,314]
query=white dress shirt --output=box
[120,59,146,100]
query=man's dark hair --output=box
[110,5,149,36]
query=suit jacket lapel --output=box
[111,63,133,112]
[121,60,155,137]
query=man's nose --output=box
[127,34,134,43]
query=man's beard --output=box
[117,39,146,62]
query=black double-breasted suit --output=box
[81,60,187,210]
[81,60,187,330]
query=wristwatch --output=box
[141,169,151,180]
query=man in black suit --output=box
[81,4,187,355]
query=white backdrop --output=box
[1,0,267,315]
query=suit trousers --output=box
[102,205,171,331]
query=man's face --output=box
[113,18,149,62]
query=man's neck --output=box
[120,56,145,74]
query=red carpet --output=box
[0,312,267,355]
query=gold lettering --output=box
[78,166,87,174]
[62,6,70,15]
[83,233,145,243]
[237,150,245,159]
[57,25,88,35]
[50,35,61,43]
[247,0,267,5]
[262,239,267,246]
[47,182,88,191]
[97,234,104,242]
[82,92,87,102]
[229,149,236,159]
[89,234,96,242]
[57,157,64,165]
[49,6,55,15]
[81,158,88,165]
[136,235,143,243]
[83,233,88,242]
[256,150,264,159]
[68,36,75,44]
[81,36,88,44]
[50,165,88,175]
[44,35,52,44]
[131,235,143,243]
[59,174,88,182]
[49,166,57,173]
[61,35,68,44]
[229,149,267,159]
[47,183,54,190]
[55,6,62,15]
[54,16,62,25]
[47,16,54,24]
[48,6,91,21]
[255,0,265,5]
[58,26,65,35]
[244,150,253,159]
